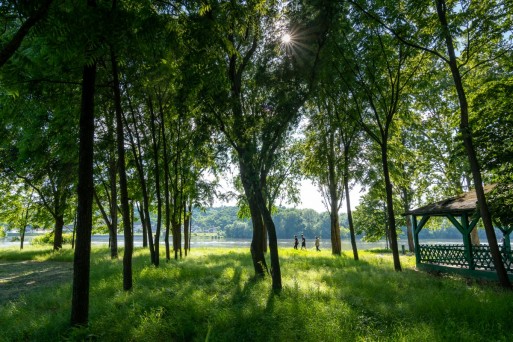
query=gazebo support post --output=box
[412,215,420,266]
[412,215,430,267]
[446,213,474,270]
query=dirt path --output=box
[0,260,72,305]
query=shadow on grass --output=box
[2,247,513,341]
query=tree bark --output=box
[108,137,118,258]
[239,157,268,277]
[70,47,97,326]
[256,190,282,291]
[381,141,402,271]
[53,214,64,250]
[158,97,172,261]
[111,47,132,290]
[148,97,162,266]
[328,130,342,255]
[344,157,358,260]
[435,0,511,288]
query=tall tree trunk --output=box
[184,201,189,257]
[148,97,162,266]
[436,0,510,288]
[158,97,171,261]
[70,43,97,326]
[111,47,132,290]
[328,130,341,255]
[344,158,358,260]
[381,141,401,271]
[124,99,155,263]
[108,147,118,258]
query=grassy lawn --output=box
[0,246,512,341]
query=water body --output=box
[0,233,391,250]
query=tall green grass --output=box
[1,246,512,341]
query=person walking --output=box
[315,236,321,251]
[301,234,306,250]
[294,235,299,249]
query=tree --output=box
[0,0,54,68]
[183,0,327,290]
[349,0,512,288]
[71,0,100,327]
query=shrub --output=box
[31,231,74,246]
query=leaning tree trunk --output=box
[381,141,402,271]
[71,50,97,326]
[436,0,511,289]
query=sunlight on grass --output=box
[1,246,512,341]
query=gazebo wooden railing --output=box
[418,244,513,272]
[405,185,513,281]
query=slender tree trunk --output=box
[108,149,118,259]
[436,0,510,288]
[71,45,97,326]
[72,211,76,249]
[148,97,162,266]
[188,202,192,254]
[111,47,132,290]
[344,162,358,260]
[137,201,148,247]
[328,130,341,255]
[381,141,401,271]
[20,204,30,250]
[184,201,189,257]
[158,98,171,261]
[124,100,154,263]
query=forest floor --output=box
[0,260,72,305]
[1,246,512,341]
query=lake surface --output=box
[0,233,392,250]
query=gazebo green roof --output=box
[404,185,496,217]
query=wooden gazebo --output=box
[404,185,513,280]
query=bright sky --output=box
[295,179,362,213]
[213,175,362,214]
